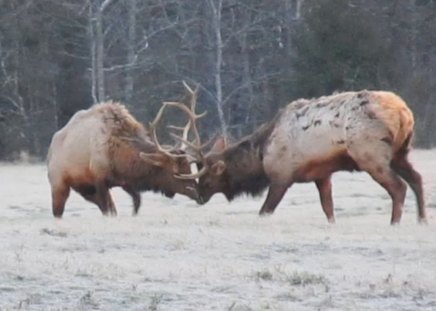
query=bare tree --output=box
[89,0,117,103]
[0,0,436,160]
[125,0,137,103]
[207,0,228,140]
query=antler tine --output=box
[163,101,206,121]
[170,121,190,150]
[169,81,196,147]
[170,132,215,152]
[163,101,206,148]
[182,81,201,142]
[173,165,208,180]
[159,81,209,180]
[144,82,207,171]
[169,133,200,151]
[182,80,196,96]
[149,102,167,128]
[147,103,176,158]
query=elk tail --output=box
[397,131,413,157]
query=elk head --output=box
[162,83,232,204]
[138,88,204,202]
[192,137,229,204]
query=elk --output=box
[184,90,426,225]
[47,100,200,218]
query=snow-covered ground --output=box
[0,150,435,311]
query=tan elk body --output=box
[196,90,426,224]
[47,102,199,217]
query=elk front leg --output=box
[94,183,116,216]
[106,191,117,216]
[315,177,335,224]
[259,183,290,216]
[51,184,70,218]
[77,184,116,216]
[122,185,141,215]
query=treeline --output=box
[0,0,435,160]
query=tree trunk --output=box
[89,0,116,103]
[89,4,98,104]
[241,31,255,134]
[95,3,105,102]
[295,0,303,19]
[125,0,137,104]
[208,0,228,140]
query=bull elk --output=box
[186,90,426,225]
[47,100,200,218]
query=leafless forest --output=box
[0,0,435,160]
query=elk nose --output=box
[185,186,201,203]
[196,196,205,205]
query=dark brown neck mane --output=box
[107,128,177,197]
[221,120,277,200]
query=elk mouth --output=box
[195,193,213,205]
[183,185,202,203]
[196,195,206,205]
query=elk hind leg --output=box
[315,177,335,223]
[391,153,426,223]
[351,150,407,224]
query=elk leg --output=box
[52,184,70,218]
[259,183,290,216]
[106,192,117,216]
[356,161,407,225]
[348,134,407,224]
[373,169,406,225]
[315,177,335,223]
[391,154,426,223]
[122,186,141,215]
[93,183,114,216]
[76,184,115,215]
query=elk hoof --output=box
[259,209,274,217]
[418,217,428,225]
[327,217,336,224]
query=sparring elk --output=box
[183,90,426,225]
[47,100,200,218]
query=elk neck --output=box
[219,118,278,200]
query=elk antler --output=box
[165,81,209,179]
[166,81,196,150]
[143,102,180,159]
[142,81,209,178]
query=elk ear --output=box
[139,152,166,167]
[211,160,226,176]
[210,136,227,153]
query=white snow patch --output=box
[0,150,435,310]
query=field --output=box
[0,150,435,311]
